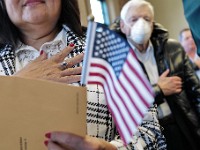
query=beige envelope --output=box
[0,76,87,150]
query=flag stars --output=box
[103,48,108,53]
[115,72,120,77]
[117,38,121,43]
[96,40,101,45]
[107,42,112,47]
[113,45,118,50]
[108,52,113,57]
[120,43,126,48]
[113,66,122,72]
[97,27,103,32]
[99,50,103,54]
[102,31,106,36]
[101,38,105,42]
[110,40,115,45]
[102,54,106,58]
[97,33,102,38]
[112,60,124,66]
[94,52,99,56]
[100,44,104,48]
[95,46,100,50]
[106,30,110,34]
[108,35,113,40]
[113,39,118,44]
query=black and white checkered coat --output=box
[0,26,166,150]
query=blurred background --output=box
[78,0,188,40]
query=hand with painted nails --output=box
[44,132,117,150]
[14,44,84,84]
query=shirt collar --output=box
[128,40,154,62]
[15,26,67,54]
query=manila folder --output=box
[0,76,87,150]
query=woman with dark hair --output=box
[0,0,83,47]
[0,0,84,81]
[0,0,166,149]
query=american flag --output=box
[81,22,154,144]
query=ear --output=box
[120,20,126,34]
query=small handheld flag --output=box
[81,21,154,144]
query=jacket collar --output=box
[151,22,169,42]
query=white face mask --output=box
[129,18,152,44]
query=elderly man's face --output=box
[121,5,154,37]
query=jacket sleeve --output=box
[110,105,167,150]
[152,84,165,105]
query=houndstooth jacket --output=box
[0,26,166,150]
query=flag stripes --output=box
[88,55,153,144]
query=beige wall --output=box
[78,0,127,26]
[106,0,120,23]
[147,0,188,40]
[79,0,188,40]
[78,0,88,26]
[106,0,128,23]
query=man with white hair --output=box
[119,0,200,150]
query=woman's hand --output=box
[44,132,117,150]
[14,44,83,84]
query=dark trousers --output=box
[162,123,191,150]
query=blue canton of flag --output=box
[81,22,154,145]
[93,24,129,78]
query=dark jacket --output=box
[151,23,200,149]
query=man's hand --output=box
[14,45,83,84]
[157,69,182,96]
[45,132,117,150]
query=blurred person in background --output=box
[179,28,200,79]
[182,0,200,55]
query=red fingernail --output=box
[44,140,49,146]
[40,50,44,55]
[45,132,51,138]
[69,43,74,47]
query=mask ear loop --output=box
[122,20,132,39]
